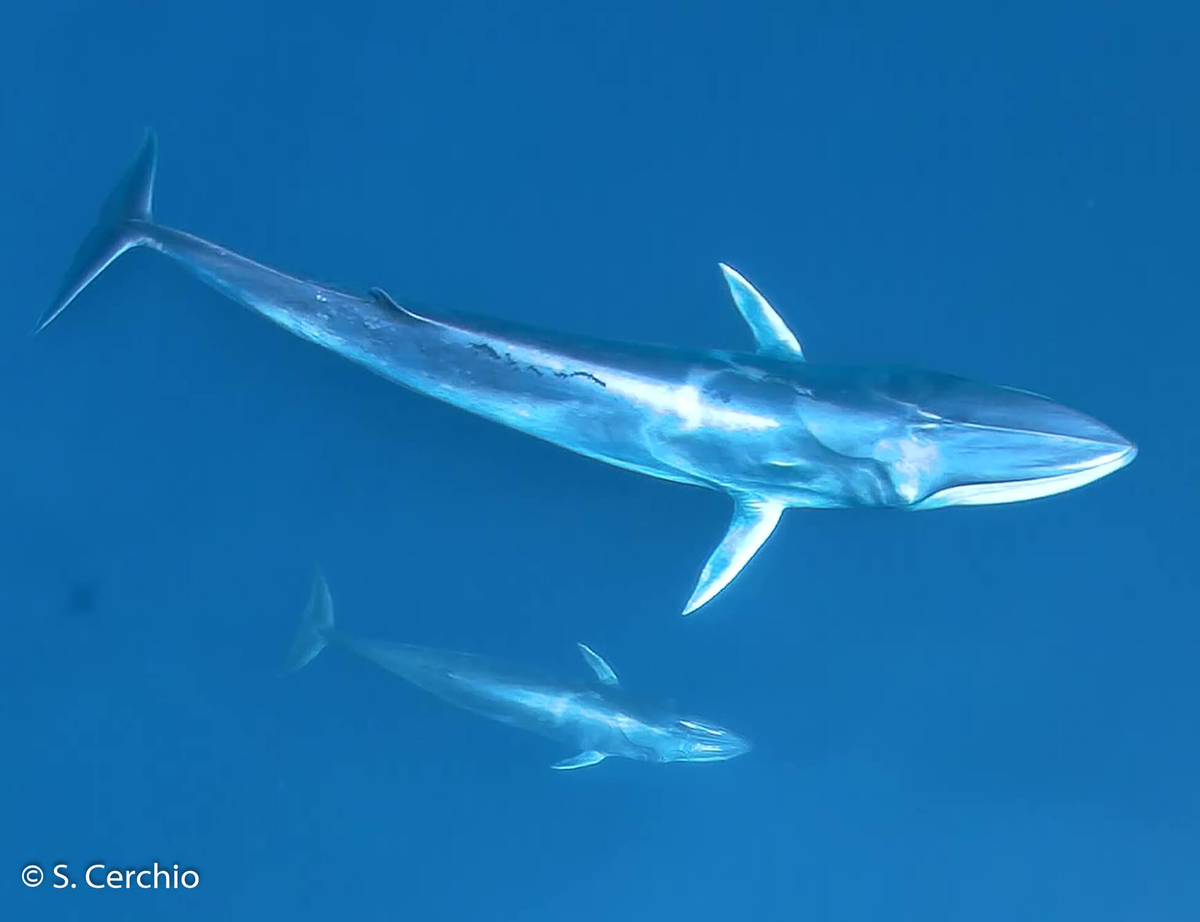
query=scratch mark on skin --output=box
[471,342,502,360]
[469,341,607,387]
[555,370,607,388]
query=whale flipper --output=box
[683,494,785,615]
[576,643,619,686]
[551,750,607,771]
[718,263,803,360]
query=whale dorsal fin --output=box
[551,750,607,771]
[368,286,434,323]
[576,643,619,686]
[718,264,804,360]
[683,493,786,615]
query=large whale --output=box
[35,132,1137,613]
[282,572,751,770]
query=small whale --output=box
[282,572,752,770]
[36,133,1137,612]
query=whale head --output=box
[665,716,753,763]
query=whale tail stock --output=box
[280,570,336,676]
[32,129,159,335]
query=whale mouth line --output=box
[950,421,1132,447]
[911,444,1138,510]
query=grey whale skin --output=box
[35,132,1137,613]
[282,573,751,770]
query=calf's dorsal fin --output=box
[576,643,619,686]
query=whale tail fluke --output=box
[32,129,159,334]
[280,569,336,676]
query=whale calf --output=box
[282,572,752,770]
[36,132,1137,612]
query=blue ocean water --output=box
[3,2,1197,919]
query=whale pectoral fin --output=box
[718,264,804,360]
[551,750,607,771]
[683,494,786,615]
[576,643,619,686]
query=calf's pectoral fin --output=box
[551,750,608,771]
[718,263,804,360]
[682,494,786,615]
